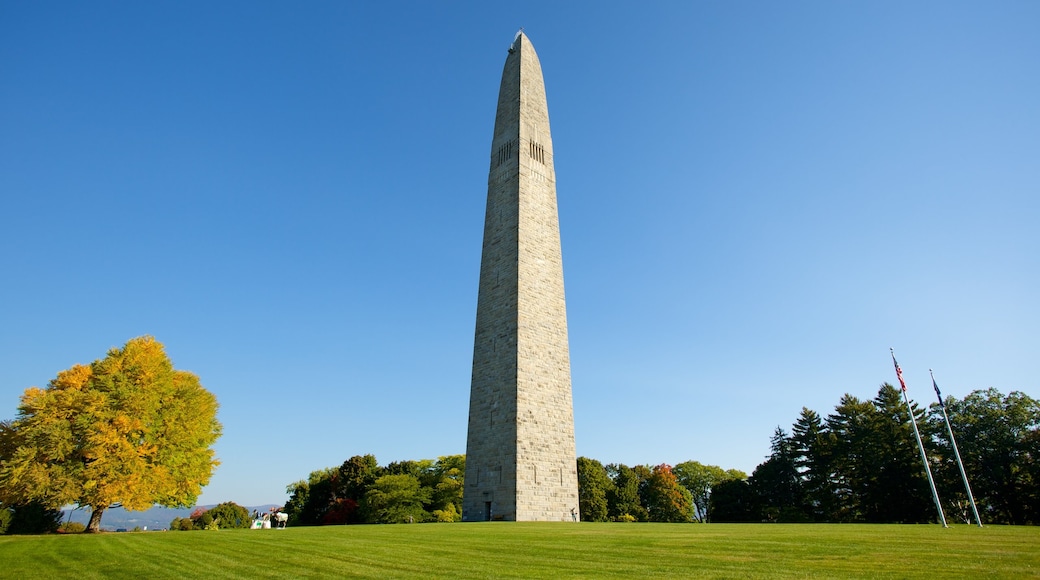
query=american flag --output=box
[891,351,907,392]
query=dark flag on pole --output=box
[931,371,945,408]
[891,350,907,392]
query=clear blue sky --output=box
[2,2,1037,507]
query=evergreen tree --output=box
[867,384,934,523]
[4,501,62,534]
[790,407,835,521]
[748,428,805,522]
[824,394,875,521]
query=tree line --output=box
[281,454,749,525]
[576,460,746,522]
[287,386,1037,526]
[283,455,465,525]
[710,385,1040,525]
[170,502,253,531]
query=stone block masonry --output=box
[462,31,579,522]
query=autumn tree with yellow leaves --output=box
[0,336,221,532]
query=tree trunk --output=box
[86,505,105,533]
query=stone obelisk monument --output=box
[462,31,579,522]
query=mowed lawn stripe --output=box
[0,523,1037,579]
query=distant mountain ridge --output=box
[62,504,282,531]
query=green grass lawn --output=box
[1,523,1037,579]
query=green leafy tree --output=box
[363,474,430,523]
[429,455,465,522]
[284,455,463,526]
[673,461,744,523]
[190,506,214,529]
[334,454,383,524]
[631,464,653,518]
[206,502,251,529]
[937,388,1040,524]
[338,455,382,501]
[1024,428,1040,523]
[386,459,434,479]
[708,478,755,522]
[170,516,195,531]
[606,464,649,521]
[0,337,221,532]
[282,479,308,525]
[283,479,311,526]
[284,467,337,526]
[576,457,613,522]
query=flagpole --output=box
[891,349,947,528]
[931,369,983,527]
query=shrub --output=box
[58,521,86,533]
[6,502,62,534]
[432,504,461,522]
